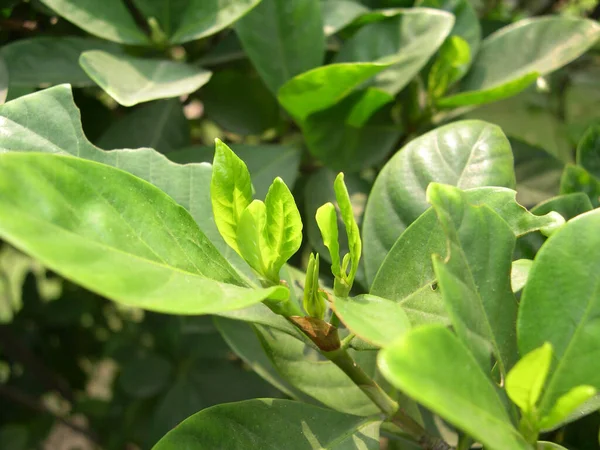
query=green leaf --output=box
[334,173,361,285]
[363,120,516,285]
[0,37,120,88]
[201,70,280,136]
[98,99,189,154]
[333,294,411,347]
[0,55,6,105]
[235,0,325,94]
[316,203,342,279]
[168,144,301,200]
[428,183,518,374]
[303,253,326,320]
[379,325,531,450]
[237,200,271,277]
[511,259,533,293]
[39,0,150,45]
[153,398,381,449]
[322,0,369,36]
[447,17,600,106]
[264,177,303,280]
[79,51,212,106]
[428,35,471,99]
[537,443,568,450]
[505,343,553,412]
[539,385,597,430]
[119,352,172,398]
[278,9,454,121]
[211,139,254,255]
[576,124,600,179]
[559,164,600,208]
[518,209,600,416]
[0,153,287,314]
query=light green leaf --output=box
[235,0,325,94]
[0,37,120,87]
[334,173,361,285]
[539,385,597,430]
[537,443,568,450]
[316,202,342,279]
[511,259,533,293]
[211,139,254,255]
[303,253,326,320]
[518,209,600,416]
[447,17,600,106]
[98,99,189,154]
[321,0,369,36]
[39,0,150,45]
[80,51,212,106]
[363,120,516,285]
[333,294,410,347]
[428,35,471,99]
[264,177,303,280]
[379,325,531,450]
[560,164,600,208]
[576,124,600,179]
[153,399,381,450]
[237,200,271,278]
[0,153,287,315]
[428,183,518,374]
[505,343,553,412]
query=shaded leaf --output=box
[576,124,600,179]
[322,0,369,36]
[559,164,600,208]
[119,352,172,398]
[511,259,532,293]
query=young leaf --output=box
[79,51,212,106]
[518,209,600,417]
[236,200,271,279]
[264,177,303,281]
[303,253,326,320]
[333,294,411,347]
[379,325,531,450]
[316,202,342,279]
[153,399,381,449]
[428,35,471,99]
[539,385,597,430]
[505,343,553,413]
[0,153,287,315]
[211,139,254,255]
[334,173,361,285]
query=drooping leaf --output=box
[333,294,411,348]
[39,0,150,45]
[428,183,518,374]
[442,17,600,107]
[97,99,189,154]
[153,399,381,450]
[576,124,600,179]
[321,0,369,36]
[79,51,212,106]
[211,139,254,255]
[278,9,454,121]
[505,343,553,413]
[0,153,287,314]
[235,0,325,94]
[363,120,516,285]
[379,325,531,450]
[559,164,600,208]
[518,209,600,416]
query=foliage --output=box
[0,0,599,449]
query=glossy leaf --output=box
[211,140,254,255]
[428,183,518,374]
[363,120,516,285]
[39,0,150,45]
[316,203,342,279]
[98,99,189,154]
[379,325,530,450]
[237,200,271,278]
[539,385,597,431]
[0,37,120,87]
[333,294,411,347]
[235,0,325,94]
[505,343,552,412]
[79,51,212,106]
[153,399,381,449]
[518,209,600,415]
[0,153,287,314]
[577,125,600,179]
[279,9,453,121]
[559,164,600,208]
[448,17,600,106]
[322,0,369,36]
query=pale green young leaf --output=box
[211,139,253,255]
[428,35,471,99]
[505,342,553,412]
[264,177,303,281]
[511,259,533,293]
[236,200,270,279]
[537,443,568,450]
[334,173,361,284]
[316,202,342,279]
[303,253,326,320]
[539,385,597,430]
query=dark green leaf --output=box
[119,352,172,398]
[559,164,600,208]
[0,55,7,105]
[576,124,600,179]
